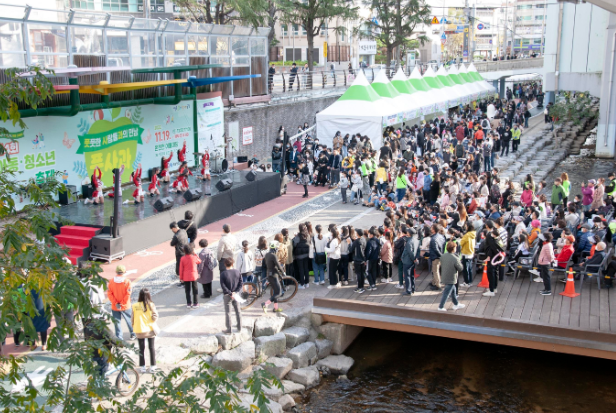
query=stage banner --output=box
[196,96,225,155]
[0,103,194,205]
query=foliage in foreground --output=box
[548,91,598,126]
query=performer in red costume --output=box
[200,150,211,181]
[130,164,145,204]
[160,152,173,183]
[171,170,189,192]
[84,166,104,205]
[178,161,193,177]
[149,167,160,196]
[177,140,187,163]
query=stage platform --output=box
[313,266,616,360]
[54,170,281,254]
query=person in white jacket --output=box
[236,240,255,282]
[325,228,342,289]
[312,225,328,285]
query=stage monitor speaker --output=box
[237,155,248,163]
[59,185,78,205]
[216,178,233,192]
[183,188,203,202]
[153,196,174,212]
[82,184,94,199]
[246,170,257,182]
[90,234,124,262]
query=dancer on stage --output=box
[124,164,145,204]
[160,152,173,183]
[106,164,124,199]
[178,140,187,163]
[84,166,104,205]
[178,161,193,177]
[171,170,189,193]
[149,167,161,196]
[200,150,211,181]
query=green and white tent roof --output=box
[407,66,440,112]
[419,67,451,110]
[390,68,417,95]
[372,69,421,111]
[447,64,478,97]
[435,65,469,101]
[457,64,486,95]
[337,70,383,102]
[466,63,497,93]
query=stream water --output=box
[299,329,616,413]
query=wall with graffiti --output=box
[0,104,194,206]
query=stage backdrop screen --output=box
[196,96,225,155]
[0,103,194,208]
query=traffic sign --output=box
[440,18,447,24]
[464,27,469,33]
[431,16,439,24]
[477,23,484,30]
[456,25,465,33]
[441,38,446,45]
[441,32,447,40]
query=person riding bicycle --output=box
[261,242,286,313]
[83,317,124,377]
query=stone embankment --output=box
[156,307,361,412]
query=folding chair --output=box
[579,248,612,291]
[513,244,540,280]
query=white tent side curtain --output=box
[317,118,383,149]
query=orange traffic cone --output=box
[477,259,490,288]
[560,267,580,298]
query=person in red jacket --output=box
[177,140,187,163]
[555,235,575,268]
[149,167,160,196]
[160,152,173,183]
[107,265,136,340]
[179,244,202,309]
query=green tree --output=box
[0,66,55,156]
[0,68,280,411]
[278,0,359,73]
[172,0,266,27]
[362,0,431,69]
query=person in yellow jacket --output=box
[375,161,388,195]
[459,223,476,287]
[131,288,159,374]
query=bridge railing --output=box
[473,57,544,73]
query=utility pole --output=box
[503,1,508,57]
[540,0,547,55]
[512,0,517,57]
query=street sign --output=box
[456,25,465,33]
[440,18,447,24]
[431,16,439,24]
[441,38,446,45]
[464,27,469,33]
[477,23,484,30]
[441,32,447,40]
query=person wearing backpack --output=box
[131,288,159,374]
[351,229,367,293]
[197,239,216,299]
[401,227,420,295]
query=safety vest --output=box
[361,162,369,177]
[512,129,521,141]
[608,179,616,197]
[370,159,377,173]
[396,175,407,189]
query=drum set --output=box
[194,147,228,174]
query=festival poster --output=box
[196,96,225,156]
[0,103,194,208]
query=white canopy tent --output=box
[371,70,420,126]
[467,63,497,94]
[457,64,486,97]
[447,64,479,101]
[433,65,468,108]
[388,68,427,121]
[406,67,440,116]
[316,72,397,148]
[417,67,451,114]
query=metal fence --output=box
[472,57,544,73]
[0,3,270,98]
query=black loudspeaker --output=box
[82,184,94,199]
[59,185,78,205]
[216,178,233,192]
[153,196,174,212]
[183,188,203,202]
[90,234,124,262]
[246,170,257,182]
[237,156,248,163]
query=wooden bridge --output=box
[313,266,616,360]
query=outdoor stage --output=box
[54,170,281,254]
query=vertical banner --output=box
[196,96,225,155]
[242,126,253,145]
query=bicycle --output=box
[239,272,298,310]
[106,362,140,397]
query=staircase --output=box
[54,226,102,265]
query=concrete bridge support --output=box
[595,12,616,158]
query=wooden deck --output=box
[313,267,616,360]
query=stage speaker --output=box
[246,170,257,182]
[91,234,124,257]
[216,178,233,192]
[82,184,94,199]
[183,188,203,202]
[59,185,78,205]
[237,155,248,163]
[153,196,174,212]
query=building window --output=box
[522,39,530,46]
[69,0,95,9]
[534,38,542,44]
[151,0,165,13]
[281,24,288,36]
[517,5,532,10]
[292,24,299,36]
[514,39,521,46]
[535,15,544,20]
[302,25,307,35]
